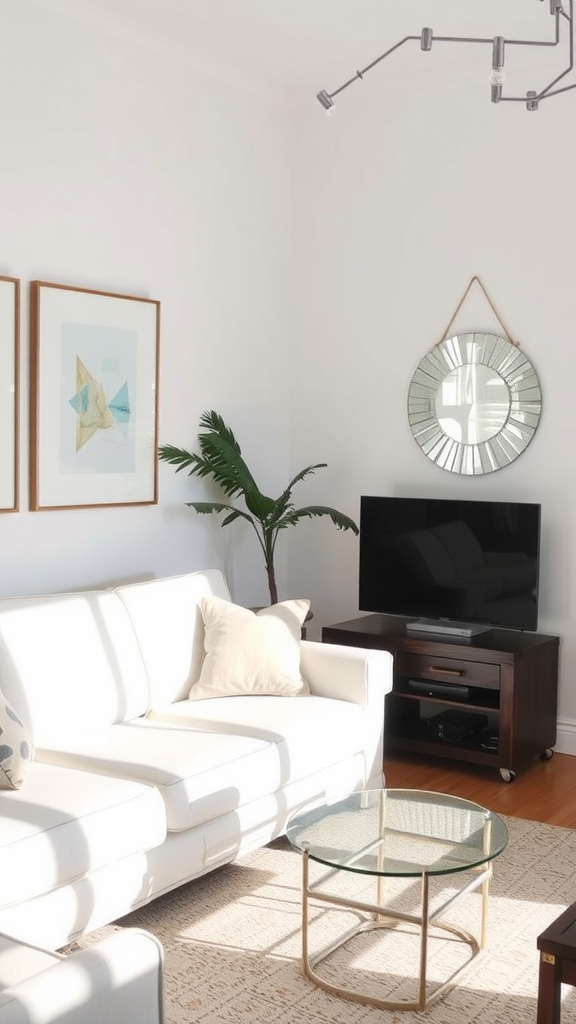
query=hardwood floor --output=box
[383,750,576,828]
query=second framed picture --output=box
[30,281,160,511]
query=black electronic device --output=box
[427,709,488,744]
[407,678,471,701]
[480,729,499,753]
[359,496,541,633]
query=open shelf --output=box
[394,682,500,712]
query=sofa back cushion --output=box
[115,570,231,707]
[0,591,150,745]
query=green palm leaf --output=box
[157,443,201,473]
[285,464,327,492]
[275,506,359,533]
[186,501,255,529]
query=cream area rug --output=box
[73,816,576,1023]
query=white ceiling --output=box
[32,0,574,106]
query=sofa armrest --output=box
[0,929,164,1024]
[300,640,394,707]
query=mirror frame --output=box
[407,332,542,475]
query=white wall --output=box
[0,0,293,608]
[289,69,576,751]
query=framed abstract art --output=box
[30,281,160,510]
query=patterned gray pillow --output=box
[0,694,34,789]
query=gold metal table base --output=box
[301,849,493,1012]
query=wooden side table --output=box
[537,902,576,1023]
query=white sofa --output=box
[0,928,164,1024]
[0,569,393,951]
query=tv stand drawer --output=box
[398,653,500,688]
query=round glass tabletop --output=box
[286,789,508,878]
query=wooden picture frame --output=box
[0,276,20,513]
[30,281,160,510]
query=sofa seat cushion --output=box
[37,720,282,832]
[148,694,369,786]
[0,762,166,910]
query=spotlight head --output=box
[492,36,505,70]
[421,27,433,51]
[317,90,336,114]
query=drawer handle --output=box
[428,666,463,677]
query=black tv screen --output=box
[359,496,541,632]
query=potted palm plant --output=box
[158,410,358,605]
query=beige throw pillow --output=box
[190,595,311,700]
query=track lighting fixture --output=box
[316,0,574,113]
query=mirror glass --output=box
[408,333,541,475]
[435,364,510,444]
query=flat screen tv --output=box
[359,496,541,634]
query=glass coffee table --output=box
[286,789,508,1012]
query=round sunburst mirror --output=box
[407,333,542,475]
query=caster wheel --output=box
[499,767,515,784]
[539,748,554,761]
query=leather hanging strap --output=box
[436,275,519,348]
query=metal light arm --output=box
[316,0,574,113]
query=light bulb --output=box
[488,68,507,86]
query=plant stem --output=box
[266,563,278,605]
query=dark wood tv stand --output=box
[322,614,560,782]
